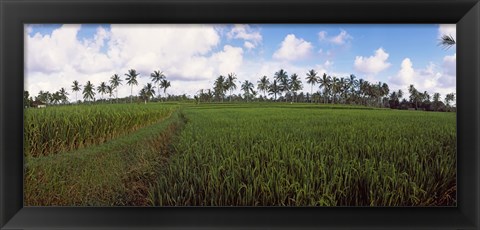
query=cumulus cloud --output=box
[318,29,353,45]
[25,24,247,99]
[273,34,313,61]
[388,55,456,98]
[354,48,391,75]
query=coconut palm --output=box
[83,81,96,103]
[274,69,289,100]
[257,76,270,98]
[408,84,420,110]
[214,75,227,102]
[150,70,165,99]
[109,74,122,103]
[97,82,107,102]
[71,80,81,103]
[241,80,254,102]
[289,73,303,103]
[106,85,114,102]
[125,69,139,103]
[58,87,69,104]
[268,79,280,101]
[141,83,156,104]
[318,73,331,104]
[160,79,171,101]
[225,73,238,102]
[439,34,456,50]
[305,69,318,103]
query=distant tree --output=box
[150,70,165,99]
[289,73,303,102]
[125,69,139,103]
[318,73,331,104]
[160,79,171,101]
[445,93,455,110]
[257,76,270,98]
[305,69,318,103]
[268,79,280,101]
[59,87,69,104]
[82,81,96,103]
[241,80,254,102]
[225,73,238,102]
[274,69,289,101]
[97,82,107,102]
[109,74,122,103]
[214,75,227,102]
[71,80,81,103]
[140,83,156,104]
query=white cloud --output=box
[438,24,456,41]
[354,48,391,75]
[227,24,262,49]
[25,24,248,100]
[388,55,456,99]
[244,41,255,50]
[273,34,313,61]
[318,29,353,45]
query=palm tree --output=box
[289,73,303,103]
[52,91,61,105]
[331,77,339,104]
[150,70,165,99]
[97,82,107,102]
[445,93,455,108]
[160,79,171,101]
[83,81,96,103]
[408,84,420,110]
[71,80,81,103]
[141,83,156,104]
[268,79,280,101]
[106,85,114,103]
[241,80,254,102]
[439,34,456,50]
[318,73,331,104]
[109,74,122,103]
[225,73,238,102]
[125,69,139,103]
[257,76,270,99]
[59,87,69,104]
[214,75,227,102]
[305,69,318,103]
[274,69,289,101]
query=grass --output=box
[24,103,177,157]
[24,106,186,206]
[148,103,456,206]
[24,103,456,206]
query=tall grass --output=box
[149,104,456,206]
[24,103,177,157]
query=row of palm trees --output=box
[195,69,455,111]
[28,69,172,106]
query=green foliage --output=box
[24,103,177,157]
[149,103,456,206]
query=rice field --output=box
[24,103,177,157]
[24,103,456,206]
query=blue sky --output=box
[25,24,456,100]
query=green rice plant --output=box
[149,103,456,206]
[24,103,178,157]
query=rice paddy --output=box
[24,103,456,206]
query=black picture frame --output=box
[1,0,479,229]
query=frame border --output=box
[1,0,479,229]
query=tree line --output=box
[24,69,172,107]
[195,69,456,112]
